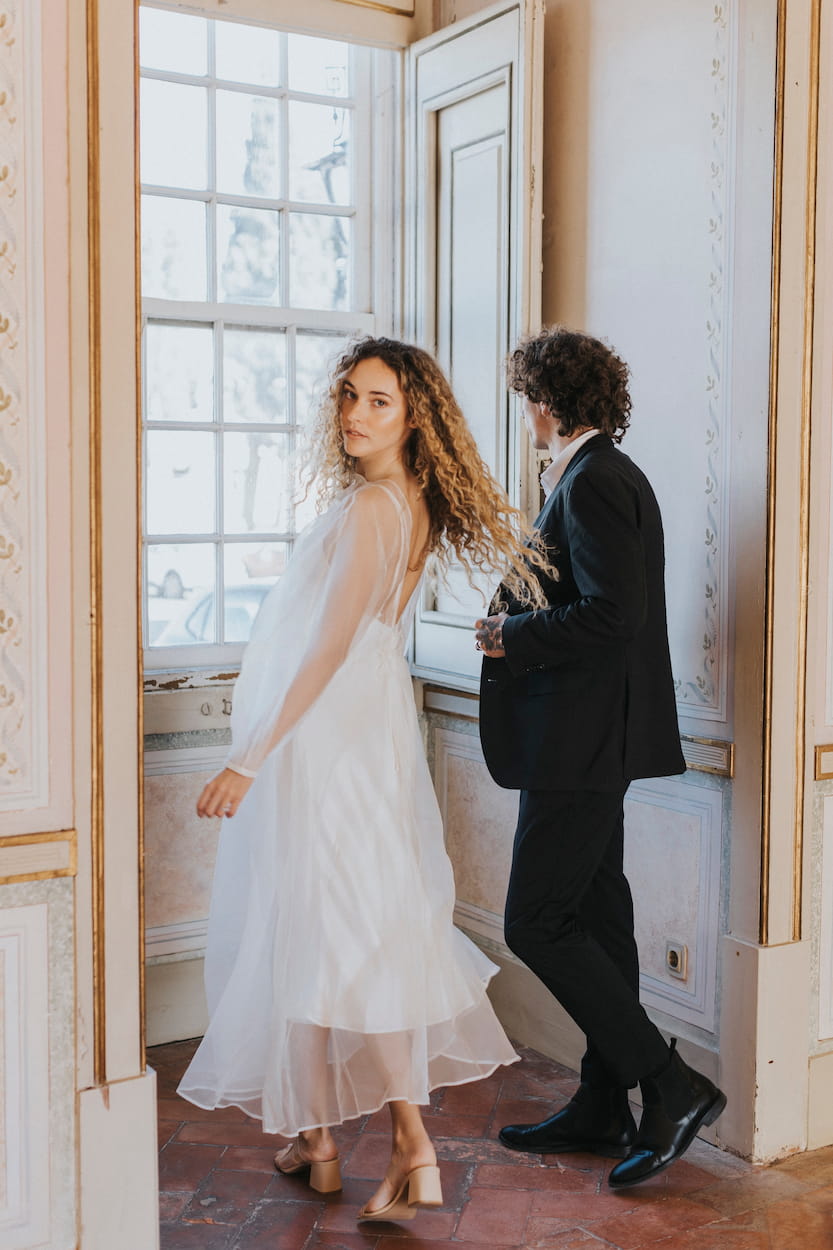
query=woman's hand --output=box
[196,768,254,819]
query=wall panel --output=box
[0,883,75,1250]
[0,0,73,830]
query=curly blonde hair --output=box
[302,336,557,608]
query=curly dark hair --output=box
[506,326,632,442]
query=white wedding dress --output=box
[178,477,517,1135]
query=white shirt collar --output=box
[540,429,601,498]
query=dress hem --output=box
[177,1051,520,1138]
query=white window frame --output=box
[140,3,401,673]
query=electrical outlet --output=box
[665,941,688,980]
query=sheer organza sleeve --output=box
[225,481,408,778]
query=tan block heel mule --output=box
[357,1164,443,1221]
[273,1140,342,1193]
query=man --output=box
[475,327,725,1188]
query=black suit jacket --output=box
[479,435,685,791]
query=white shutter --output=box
[406,0,544,687]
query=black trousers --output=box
[504,787,669,1089]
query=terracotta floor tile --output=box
[683,1138,756,1181]
[420,1112,491,1140]
[344,1134,397,1179]
[185,1168,274,1224]
[696,1169,811,1218]
[148,1039,833,1250]
[158,1142,226,1191]
[266,1169,346,1205]
[176,1120,281,1149]
[436,1077,502,1117]
[652,1159,720,1197]
[304,1234,381,1249]
[638,1225,769,1250]
[159,1096,249,1124]
[524,1216,612,1245]
[525,1231,612,1250]
[160,1222,236,1250]
[229,1198,321,1249]
[375,1241,518,1250]
[159,1191,192,1222]
[159,1119,181,1150]
[797,1184,833,1215]
[433,1138,522,1166]
[454,1185,533,1244]
[771,1144,833,1183]
[362,1109,397,1132]
[538,1150,620,1174]
[588,1195,721,1247]
[474,1161,601,1194]
[219,1145,280,1173]
[530,1189,644,1222]
[498,1071,574,1104]
[764,1196,833,1250]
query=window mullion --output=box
[141,7,391,668]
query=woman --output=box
[178,338,555,1222]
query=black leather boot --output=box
[499,1083,637,1157]
[607,1040,727,1188]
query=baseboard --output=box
[145,956,208,1046]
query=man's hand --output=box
[474,612,507,658]
[196,768,254,819]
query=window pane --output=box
[216,91,280,199]
[146,323,214,424]
[288,103,351,206]
[287,34,350,98]
[147,543,216,646]
[223,543,286,642]
[217,204,281,305]
[295,332,347,424]
[146,430,216,534]
[223,328,287,424]
[289,213,351,310]
[139,8,207,76]
[223,431,292,534]
[215,20,281,87]
[141,80,208,190]
[142,196,207,301]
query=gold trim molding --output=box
[0,829,78,885]
[87,0,107,1087]
[760,0,821,946]
[815,745,833,781]
[681,735,735,779]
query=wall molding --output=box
[0,901,50,1248]
[0,829,76,884]
[818,795,833,1039]
[433,725,721,1034]
[144,745,229,777]
[146,918,208,961]
[681,735,735,777]
[0,0,49,811]
[673,0,735,723]
[626,778,722,1032]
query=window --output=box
[140,5,396,666]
